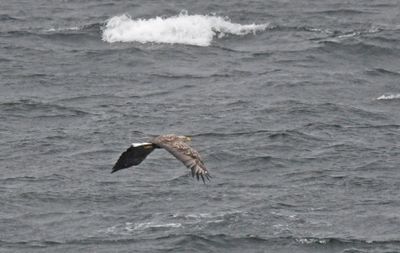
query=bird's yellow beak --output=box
[185,136,192,141]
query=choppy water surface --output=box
[1,1,400,252]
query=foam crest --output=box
[102,13,267,46]
[105,221,182,234]
[130,221,182,230]
[45,26,80,32]
[376,94,400,100]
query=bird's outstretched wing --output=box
[152,139,211,183]
[111,143,155,173]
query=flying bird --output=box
[111,134,211,183]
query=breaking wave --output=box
[102,12,268,46]
[376,94,400,100]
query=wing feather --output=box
[111,144,155,173]
[152,139,210,182]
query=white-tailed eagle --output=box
[112,134,211,183]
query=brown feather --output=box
[151,135,210,181]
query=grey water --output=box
[1,0,400,252]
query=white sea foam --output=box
[105,221,182,234]
[376,94,400,100]
[173,210,242,219]
[296,238,328,245]
[102,12,268,46]
[127,221,182,231]
[45,26,80,32]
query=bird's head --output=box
[177,135,192,142]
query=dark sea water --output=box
[1,1,400,252]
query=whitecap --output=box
[45,26,80,32]
[124,221,182,231]
[105,221,182,235]
[173,210,243,219]
[376,94,400,100]
[102,12,268,46]
[296,238,328,244]
[337,31,360,39]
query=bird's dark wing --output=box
[111,144,155,173]
[152,139,211,183]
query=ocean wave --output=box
[309,8,372,15]
[105,221,182,235]
[311,24,399,45]
[173,210,243,220]
[0,14,19,21]
[295,237,329,244]
[44,23,101,34]
[128,221,182,230]
[366,68,400,77]
[2,174,72,184]
[3,235,400,249]
[102,12,268,46]
[45,26,80,33]
[0,99,89,118]
[376,94,400,100]
[105,210,243,236]
[318,40,396,56]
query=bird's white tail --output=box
[131,142,153,147]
